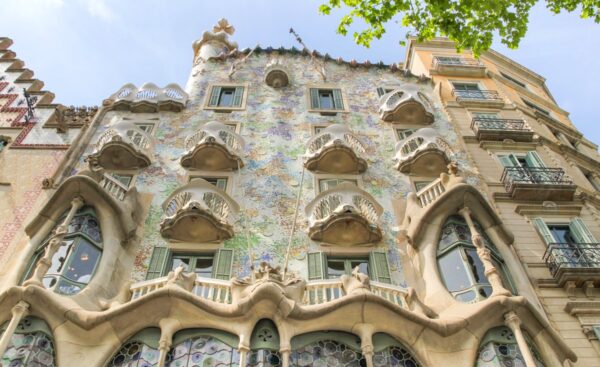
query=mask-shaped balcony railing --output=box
[108,82,188,112]
[393,128,452,175]
[87,121,154,170]
[431,56,486,77]
[501,167,576,201]
[305,183,383,246]
[305,124,368,174]
[160,179,239,243]
[180,121,245,171]
[543,243,600,286]
[379,86,434,124]
[470,117,533,142]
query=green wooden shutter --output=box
[232,86,244,107]
[212,248,234,280]
[498,154,519,168]
[532,218,555,245]
[525,151,545,168]
[569,218,597,243]
[146,247,169,280]
[369,251,392,284]
[376,87,386,97]
[307,252,326,280]
[208,86,221,106]
[332,89,344,110]
[310,88,320,109]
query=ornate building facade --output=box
[1,19,599,366]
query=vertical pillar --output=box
[458,207,511,297]
[504,311,538,367]
[24,196,84,287]
[157,339,171,367]
[238,345,250,367]
[0,301,30,356]
[280,349,290,367]
[357,325,374,367]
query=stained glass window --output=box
[476,326,545,367]
[24,206,103,296]
[108,329,161,367]
[372,333,420,367]
[168,335,240,367]
[0,317,56,367]
[290,332,366,367]
[248,320,281,367]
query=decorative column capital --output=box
[11,301,29,318]
[458,206,473,219]
[504,311,521,330]
[71,195,85,209]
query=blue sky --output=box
[1,0,599,145]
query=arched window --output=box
[372,333,420,367]
[290,331,366,367]
[167,329,240,366]
[107,328,160,367]
[1,316,56,366]
[247,319,282,367]
[437,215,514,303]
[25,206,103,295]
[476,326,545,366]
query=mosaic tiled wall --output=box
[74,52,480,285]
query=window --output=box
[414,180,433,192]
[108,329,161,367]
[290,332,366,366]
[532,217,597,245]
[500,72,527,88]
[169,330,240,366]
[206,85,245,109]
[309,88,344,111]
[476,326,545,367]
[497,151,545,169]
[437,215,514,303]
[522,99,550,116]
[317,178,358,193]
[145,248,234,281]
[0,137,8,152]
[0,316,56,367]
[372,333,421,367]
[109,173,133,188]
[134,122,154,133]
[312,125,330,135]
[395,128,416,141]
[189,176,228,191]
[307,251,391,283]
[452,82,481,91]
[24,207,103,296]
[376,87,396,97]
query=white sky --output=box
[1,0,599,145]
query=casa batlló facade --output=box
[1,19,600,366]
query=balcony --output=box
[180,121,245,171]
[160,179,239,243]
[394,128,452,176]
[108,82,188,112]
[431,56,486,77]
[87,121,154,170]
[471,117,533,142]
[378,86,434,124]
[501,167,576,201]
[543,243,600,286]
[452,89,505,108]
[305,183,383,246]
[305,124,367,174]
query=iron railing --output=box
[543,243,600,277]
[452,89,501,101]
[501,167,572,192]
[471,117,529,132]
[432,56,483,67]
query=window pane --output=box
[465,248,488,285]
[350,260,368,275]
[548,225,573,244]
[327,260,346,278]
[319,91,333,109]
[219,88,235,106]
[194,257,213,278]
[318,178,358,192]
[171,256,191,272]
[63,239,101,284]
[438,248,472,292]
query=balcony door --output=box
[498,151,548,183]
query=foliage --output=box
[319,0,600,55]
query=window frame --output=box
[165,252,216,278]
[450,81,483,92]
[314,173,362,194]
[312,124,332,136]
[522,98,550,116]
[204,83,249,111]
[499,71,527,89]
[307,85,348,113]
[187,171,235,194]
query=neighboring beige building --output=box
[1,20,599,367]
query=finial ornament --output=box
[213,18,235,35]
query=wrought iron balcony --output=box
[108,82,188,112]
[431,56,486,77]
[394,128,452,175]
[305,183,383,245]
[378,86,434,124]
[501,167,576,201]
[452,89,504,108]
[543,243,600,286]
[180,121,245,171]
[305,124,367,174]
[160,179,239,243]
[87,121,154,170]
[471,117,533,142]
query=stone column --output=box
[157,339,171,367]
[358,328,374,367]
[280,349,290,367]
[238,345,250,367]
[24,196,84,287]
[504,311,538,367]
[458,207,511,297]
[0,301,30,356]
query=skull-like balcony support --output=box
[87,121,154,170]
[304,124,368,174]
[379,86,434,124]
[394,128,452,176]
[108,83,188,112]
[160,179,239,243]
[180,121,245,171]
[305,183,383,246]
